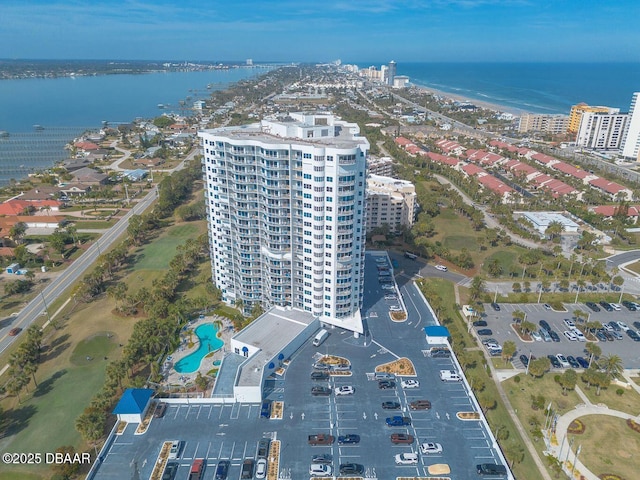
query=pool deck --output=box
[162,314,236,389]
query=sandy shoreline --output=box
[411,82,531,117]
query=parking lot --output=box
[477,303,640,369]
[94,252,510,480]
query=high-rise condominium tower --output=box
[621,92,640,161]
[198,112,369,333]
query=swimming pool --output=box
[174,323,224,374]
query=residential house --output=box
[71,167,108,185]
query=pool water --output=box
[174,323,224,374]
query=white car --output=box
[572,329,587,342]
[401,379,420,389]
[420,442,443,455]
[395,453,419,465]
[168,440,181,459]
[309,464,333,477]
[563,319,576,329]
[381,284,395,290]
[610,303,621,311]
[531,331,542,342]
[435,264,447,272]
[389,305,403,312]
[617,321,630,331]
[556,354,570,368]
[603,323,614,332]
[255,459,267,479]
[384,294,398,300]
[335,385,355,396]
[563,330,578,341]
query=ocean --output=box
[393,62,640,115]
[0,67,269,186]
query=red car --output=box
[9,327,22,336]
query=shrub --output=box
[616,388,625,396]
[567,419,585,434]
[513,375,521,383]
[627,418,640,433]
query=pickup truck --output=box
[308,433,335,445]
[189,459,205,480]
[385,416,411,427]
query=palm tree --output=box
[501,341,517,366]
[600,354,623,380]
[585,343,602,367]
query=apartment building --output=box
[576,110,627,150]
[198,112,369,333]
[366,174,416,234]
[621,92,640,161]
[366,156,394,176]
[568,103,614,134]
[518,114,570,134]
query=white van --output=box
[439,370,461,382]
[313,329,329,347]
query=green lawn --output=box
[577,415,640,480]
[482,249,522,277]
[624,260,640,275]
[74,219,118,229]
[132,223,202,271]
[577,381,640,416]
[444,234,479,251]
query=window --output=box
[303,173,311,179]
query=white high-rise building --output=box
[621,92,640,160]
[199,112,369,333]
[575,109,627,150]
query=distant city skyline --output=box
[2,0,639,63]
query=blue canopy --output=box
[112,388,154,415]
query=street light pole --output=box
[40,291,51,323]
[525,350,532,376]
[572,444,582,476]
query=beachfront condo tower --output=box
[621,92,640,161]
[198,112,370,333]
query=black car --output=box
[215,460,230,480]
[477,329,493,336]
[473,320,488,327]
[595,330,608,342]
[599,301,613,312]
[622,300,638,311]
[311,386,332,396]
[338,434,360,445]
[549,330,560,342]
[566,355,580,368]
[576,357,590,368]
[312,454,332,465]
[627,330,640,341]
[519,354,530,368]
[586,302,601,312]
[602,330,614,341]
[311,370,330,380]
[491,302,501,311]
[430,349,451,358]
[162,462,179,480]
[539,320,551,332]
[260,400,272,418]
[378,380,396,390]
[547,355,561,368]
[608,321,621,332]
[477,463,507,476]
[339,463,365,475]
[381,401,401,410]
[633,321,640,330]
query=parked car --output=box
[386,416,411,427]
[477,329,493,336]
[311,454,332,465]
[378,380,396,390]
[260,400,272,419]
[595,330,608,342]
[335,386,355,396]
[491,302,501,311]
[549,330,560,342]
[556,354,570,368]
[215,460,230,480]
[627,330,640,341]
[338,434,360,445]
[599,301,613,312]
[543,303,552,310]
[611,330,623,340]
[566,356,580,368]
[409,400,432,410]
[586,302,601,312]
[162,462,179,480]
[633,321,640,330]
[539,320,551,332]
[617,321,630,331]
[564,319,576,328]
[548,355,562,368]
[531,331,542,342]
[255,459,267,479]
[622,300,638,311]
[168,440,182,460]
[309,464,333,477]
[576,357,590,368]
[395,453,419,465]
[311,386,332,396]
[473,320,488,327]
[339,463,365,475]
[390,433,414,444]
[381,401,401,410]
[610,303,621,311]
[519,354,530,368]
[563,330,578,341]
[401,379,420,389]
[477,463,507,476]
[311,371,329,380]
[420,442,443,455]
[154,403,167,418]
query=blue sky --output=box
[2,0,639,62]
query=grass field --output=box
[577,381,640,415]
[623,260,640,275]
[577,415,640,480]
[132,223,202,271]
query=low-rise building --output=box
[367,156,394,176]
[518,113,569,134]
[519,211,579,235]
[366,174,416,233]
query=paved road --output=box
[0,150,197,354]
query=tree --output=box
[469,276,485,302]
[558,369,577,395]
[512,310,525,324]
[487,259,503,277]
[512,282,521,293]
[528,357,550,378]
[50,445,81,479]
[501,341,517,366]
[585,342,602,367]
[545,221,564,242]
[600,354,623,380]
[75,407,106,454]
[573,309,588,324]
[9,222,27,244]
[521,320,537,336]
[504,440,525,468]
[195,372,208,392]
